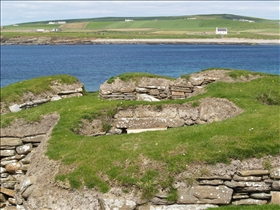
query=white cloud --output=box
[1,1,279,26]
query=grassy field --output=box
[1,69,279,200]
[1,14,279,39]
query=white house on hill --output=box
[216,27,227,35]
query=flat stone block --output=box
[270,191,280,204]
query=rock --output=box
[0,167,6,173]
[108,127,123,135]
[272,180,280,190]
[190,77,204,86]
[197,176,231,181]
[0,138,22,148]
[136,87,148,93]
[19,176,36,192]
[0,150,15,157]
[0,192,7,203]
[178,106,199,121]
[177,185,233,204]
[0,187,15,197]
[235,182,271,192]
[8,198,17,205]
[232,193,249,199]
[149,89,160,96]
[250,193,271,200]
[1,181,17,189]
[270,167,280,179]
[1,155,25,161]
[16,143,33,154]
[127,127,167,134]
[150,197,174,205]
[270,191,280,204]
[115,117,184,129]
[198,180,224,186]
[21,135,45,143]
[199,98,242,123]
[137,94,160,102]
[100,198,137,210]
[51,95,62,101]
[1,160,17,167]
[232,198,267,205]
[233,174,262,181]
[21,153,32,164]
[9,104,21,112]
[21,185,36,199]
[139,204,218,210]
[171,91,185,98]
[5,162,22,173]
[237,170,269,176]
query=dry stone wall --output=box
[0,114,60,209]
[78,97,243,136]
[1,82,84,114]
[0,114,280,209]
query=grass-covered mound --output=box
[0,74,79,105]
[1,69,279,200]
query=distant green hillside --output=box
[2,14,279,40]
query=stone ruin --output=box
[77,97,243,136]
[98,70,260,102]
[1,81,84,114]
[0,115,279,209]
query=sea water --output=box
[1,44,279,91]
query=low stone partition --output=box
[8,88,83,113]
[0,114,59,208]
[1,81,84,114]
[99,70,261,102]
[99,76,210,101]
[77,97,243,136]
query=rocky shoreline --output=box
[1,36,279,45]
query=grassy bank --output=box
[1,69,279,200]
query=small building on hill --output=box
[216,27,227,35]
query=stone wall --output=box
[1,82,84,114]
[0,114,60,208]
[77,97,243,136]
[0,114,279,209]
[99,76,209,101]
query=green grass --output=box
[0,74,79,105]
[107,72,175,84]
[1,69,279,199]
[213,204,280,210]
[2,14,279,40]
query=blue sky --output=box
[1,1,279,26]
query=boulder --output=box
[177,185,233,204]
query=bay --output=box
[1,44,279,91]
